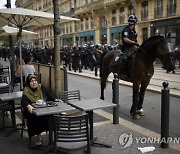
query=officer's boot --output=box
[119,56,128,76]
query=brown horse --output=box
[100,35,175,120]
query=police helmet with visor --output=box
[128,15,138,24]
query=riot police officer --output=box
[119,15,139,76]
[122,15,139,55]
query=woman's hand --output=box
[27,105,35,113]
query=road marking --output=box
[94,109,180,151]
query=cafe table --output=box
[0,91,23,136]
[67,98,116,148]
[32,102,76,146]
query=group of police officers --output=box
[60,15,139,76]
[0,15,139,77]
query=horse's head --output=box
[156,36,175,72]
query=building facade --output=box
[15,0,180,47]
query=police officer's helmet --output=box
[128,15,138,24]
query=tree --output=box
[53,0,61,97]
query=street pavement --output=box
[68,63,180,98]
[0,59,180,154]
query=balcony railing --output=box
[167,4,176,16]
[154,6,163,18]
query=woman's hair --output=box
[26,74,37,87]
[24,56,31,64]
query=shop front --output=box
[61,34,73,47]
[110,26,124,45]
[100,29,107,45]
[151,18,180,46]
[79,30,95,46]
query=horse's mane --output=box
[141,35,164,47]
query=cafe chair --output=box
[59,90,81,104]
[59,90,83,116]
[0,75,8,83]
[0,84,21,129]
[0,66,10,84]
[53,114,91,154]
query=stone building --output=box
[15,0,180,47]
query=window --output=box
[50,26,53,36]
[119,7,125,24]
[74,21,78,32]
[81,18,84,31]
[61,24,65,34]
[128,5,134,16]
[155,27,165,36]
[91,16,94,29]
[142,28,148,42]
[141,1,148,20]
[70,23,72,33]
[79,0,86,7]
[85,17,89,30]
[166,25,176,45]
[111,9,117,26]
[100,16,107,29]
[167,0,176,16]
[154,0,163,18]
[66,24,69,33]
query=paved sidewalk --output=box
[0,109,180,154]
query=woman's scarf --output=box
[23,84,43,103]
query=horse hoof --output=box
[100,97,104,100]
[132,114,141,120]
[137,108,145,116]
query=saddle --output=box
[110,46,138,82]
[109,51,124,67]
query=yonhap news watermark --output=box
[119,132,180,149]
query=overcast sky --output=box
[0,0,15,8]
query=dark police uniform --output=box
[122,26,137,56]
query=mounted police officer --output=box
[119,15,139,77]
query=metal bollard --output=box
[161,82,169,148]
[112,73,119,124]
[63,65,68,91]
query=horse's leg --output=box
[137,82,149,116]
[100,76,107,100]
[100,68,111,100]
[130,83,141,120]
[137,88,145,116]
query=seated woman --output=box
[21,74,59,146]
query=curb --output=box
[67,71,180,98]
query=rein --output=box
[138,46,156,60]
